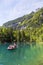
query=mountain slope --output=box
[3,12,34,29]
[2,7,43,42]
[3,7,43,30]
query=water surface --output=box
[0,43,43,65]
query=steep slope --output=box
[3,7,43,30]
[19,7,43,29]
[1,7,43,42]
[3,12,34,29]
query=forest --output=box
[0,7,43,44]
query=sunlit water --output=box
[0,42,43,65]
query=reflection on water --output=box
[0,42,43,65]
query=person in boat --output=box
[7,45,14,49]
[14,43,16,48]
[7,42,17,50]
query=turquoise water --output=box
[0,43,43,65]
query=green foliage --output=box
[0,7,43,44]
[0,27,15,43]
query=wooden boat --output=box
[7,43,16,50]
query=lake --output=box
[0,42,43,65]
